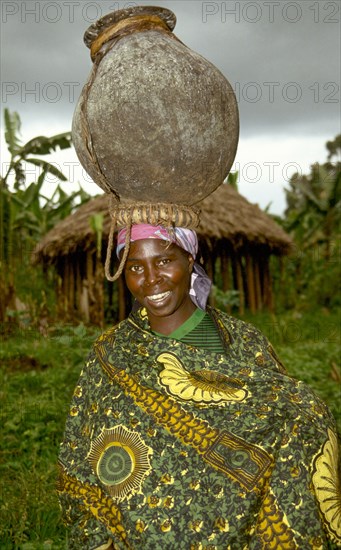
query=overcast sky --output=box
[1,0,340,214]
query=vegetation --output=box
[0,109,90,326]
[272,134,341,311]
[0,112,340,547]
[0,323,101,549]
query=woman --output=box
[58,224,341,549]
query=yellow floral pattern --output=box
[312,428,341,543]
[157,352,247,404]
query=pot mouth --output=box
[111,200,200,229]
[84,5,176,48]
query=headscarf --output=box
[116,224,212,310]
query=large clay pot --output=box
[72,5,239,206]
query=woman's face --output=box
[124,238,195,334]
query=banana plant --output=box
[0,109,89,325]
[284,151,341,258]
[1,108,71,190]
[279,135,341,308]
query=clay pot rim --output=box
[84,5,177,48]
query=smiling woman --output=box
[57,222,341,550]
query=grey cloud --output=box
[1,0,340,142]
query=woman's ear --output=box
[188,254,195,272]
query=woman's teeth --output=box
[147,291,171,302]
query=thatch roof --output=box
[33,184,292,263]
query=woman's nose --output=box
[144,265,161,286]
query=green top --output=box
[154,308,226,353]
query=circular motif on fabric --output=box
[157,352,247,405]
[312,428,341,543]
[97,443,134,485]
[87,425,153,501]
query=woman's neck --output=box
[148,299,197,335]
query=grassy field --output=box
[0,308,340,549]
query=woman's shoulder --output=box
[210,308,337,427]
[208,306,287,373]
[208,306,272,343]
[93,318,131,347]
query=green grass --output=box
[0,310,340,548]
[0,323,101,549]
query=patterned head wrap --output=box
[117,224,212,310]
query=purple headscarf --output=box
[117,224,211,310]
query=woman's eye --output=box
[129,265,143,273]
[158,258,171,266]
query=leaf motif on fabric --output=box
[255,491,298,548]
[157,352,247,405]
[312,428,341,543]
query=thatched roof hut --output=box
[34,184,292,324]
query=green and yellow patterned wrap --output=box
[58,307,341,549]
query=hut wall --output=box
[56,257,68,318]
[220,246,232,313]
[254,256,263,311]
[262,255,274,311]
[204,242,276,316]
[234,252,245,316]
[245,252,257,314]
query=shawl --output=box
[58,307,341,549]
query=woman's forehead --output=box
[127,239,182,259]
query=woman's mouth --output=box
[146,291,171,304]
